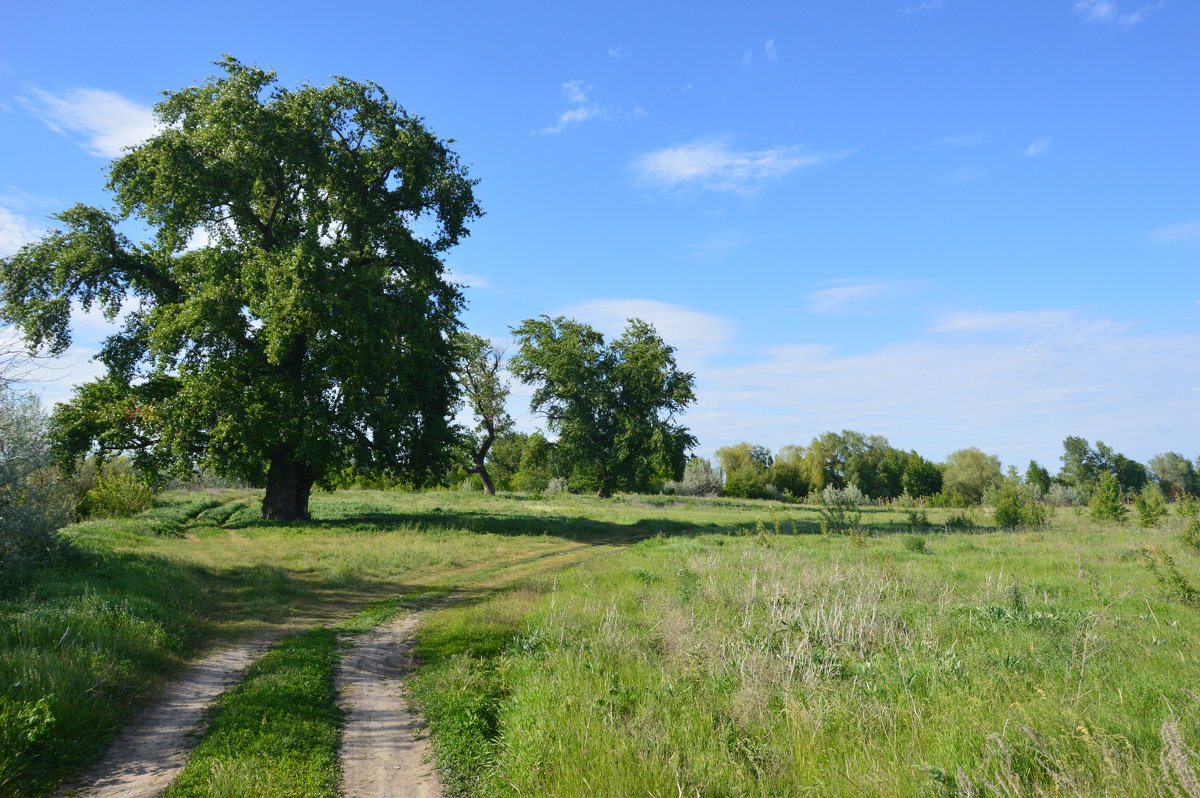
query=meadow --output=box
[2,489,1198,797]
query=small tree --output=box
[1134,483,1168,528]
[510,316,696,498]
[1089,471,1127,523]
[455,333,512,495]
[0,387,69,567]
[1025,460,1052,494]
[942,448,1003,504]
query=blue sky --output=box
[1,0,1197,470]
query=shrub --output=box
[1180,517,1200,554]
[1088,472,1127,523]
[1142,544,1200,605]
[674,457,722,496]
[546,477,569,495]
[991,485,1048,529]
[1134,483,1168,528]
[903,535,929,554]
[0,387,70,568]
[79,470,155,519]
[722,466,777,500]
[817,487,864,535]
[1045,484,1085,507]
[944,511,974,531]
[1176,493,1199,519]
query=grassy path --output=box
[63,532,630,798]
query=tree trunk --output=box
[470,455,496,496]
[262,450,314,520]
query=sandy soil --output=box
[59,634,277,798]
[337,612,443,798]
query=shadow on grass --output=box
[227,507,729,543]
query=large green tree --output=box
[0,58,480,519]
[509,316,696,498]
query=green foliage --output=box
[721,466,777,500]
[766,445,810,497]
[1149,452,1197,498]
[903,534,929,554]
[816,486,863,534]
[79,470,154,519]
[664,457,722,497]
[509,316,696,498]
[0,386,70,568]
[455,333,513,495]
[0,57,480,519]
[1133,483,1168,528]
[1089,472,1128,523]
[162,628,342,797]
[992,484,1048,529]
[942,447,1003,504]
[514,432,553,494]
[1180,517,1200,554]
[1025,460,1053,494]
[1142,545,1200,605]
[715,442,773,474]
[1176,493,1199,519]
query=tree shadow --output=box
[227,506,725,544]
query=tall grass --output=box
[410,509,1200,797]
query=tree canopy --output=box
[0,57,481,519]
[509,316,696,498]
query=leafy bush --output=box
[820,484,868,506]
[903,535,929,554]
[944,511,974,531]
[1089,472,1127,523]
[546,477,569,495]
[722,466,777,500]
[1143,544,1199,605]
[1175,493,1199,519]
[79,470,155,519]
[0,387,70,568]
[991,485,1048,529]
[667,457,722,497]
[1180,517,1200,554]
[1045,484,1085,507]
[1134,483,1168,528]
[817,486,864,535]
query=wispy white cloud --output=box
[18,87,158,158]
[561,298,734,369]
[806,278,922,314]
[445,267,495,290]
[1074,0,1162,27]
[764,39,779,62]
[1024,137,1051,157]
[537,80,642,134]
[741,50,753,66]
[901,0,943,12]
[607,45,629,59]
[1147,220,1200,246]
[632,138,845,195]
[687,307,1199,466]
[0,206,42,257]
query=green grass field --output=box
[3,489,1199,796]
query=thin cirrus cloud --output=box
[560,297,734,367]
[805,278,920,314]
[901,0,943,12]
[687,306,1199,466]
[18,87,158,158]
[1074,0,1162,27]
[1024,137,1051,157]
[632,139,845,195]
[1146,220,1200,246]
[537,80,637,134]
[0,206,43,258]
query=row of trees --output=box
[1,59,1194,522]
